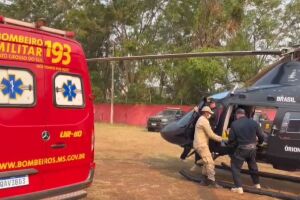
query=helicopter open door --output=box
[267,108,300,170]
[219,104,278,158]
[221,105,234,137]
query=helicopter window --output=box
[223,105,277,136]
[253,107,277,134]
[177,110,195,127]
[177,102,224,128]
[211,103,224,129]
[281,112,300,133]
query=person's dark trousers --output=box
[230,148,260,187]
[180,145,192,160]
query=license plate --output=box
[0,175,29,190]
[151,123,157,126]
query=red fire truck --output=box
[0,16,95,199]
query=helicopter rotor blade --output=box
[87,50,283,62]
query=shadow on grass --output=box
[143,155,196,180]
[143,155,300,195]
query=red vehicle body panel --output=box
[0,20,94,199]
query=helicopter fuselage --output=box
[161,61,300,171]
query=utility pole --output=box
[110,61,114,124]
[110,44,115,124]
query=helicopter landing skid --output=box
[217,162,300,183]
[179,169,299,200]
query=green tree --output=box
[281,0,300,45]
[1,0,299,105]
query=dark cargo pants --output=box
[230,148,260,187]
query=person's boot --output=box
[190,164,199,171]
[206,179,222,188]
[199,176,209,186]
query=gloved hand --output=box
[221,140,228,146]
[193,106,199,112]
[221,138,228,142]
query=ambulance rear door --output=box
[41,35,93,190]
[0,25,46,198]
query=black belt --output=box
[238,143,256,149]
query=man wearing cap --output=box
[228,108,265,194]
[193,106,223,188]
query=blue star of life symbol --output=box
[63,80,77,101]
[1,75,24,99]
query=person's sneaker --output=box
[254,184,261,189]
[231,187,244,194]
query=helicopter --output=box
[160,46,300,171]
[87,46,300,171]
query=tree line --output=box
[1,0,300,104]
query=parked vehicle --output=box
[147,108,185,132]
[0,16,94,199]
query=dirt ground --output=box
[86,123,300,200]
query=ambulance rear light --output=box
[0,16,75,38]
[66,31,75,38]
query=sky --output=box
[0,0,12,5]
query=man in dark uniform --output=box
[207,99,218,129]
[228,108,265,194]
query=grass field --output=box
[86,123,299,200]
